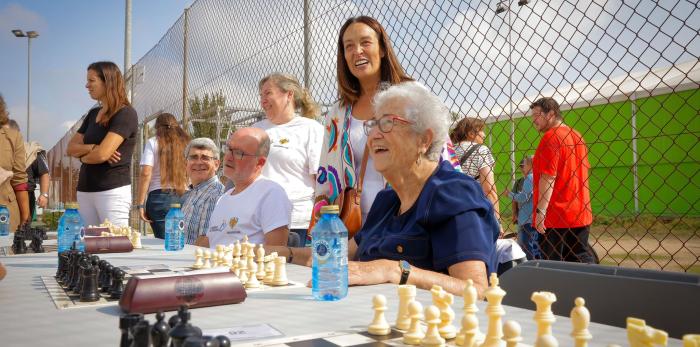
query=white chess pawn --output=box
[245,262,261,288]
[271,256,289,286]
[203,250,212,269]
[403,300,425,345]
[570,297,592,347]
[368,294,391,336]
[131,230,142,248]
[397,285,417,330]
[233,241,242,263]
[246,245,256,270]
[502,321,524,347]
[422,305,446,347]
[224,247,234,267]
[238,262,249,285]
[192,248,204,269]
[264,254,276,284]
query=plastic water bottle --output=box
[311,205,348,301]
[165,203,185,251]
[0,204,10,236]
[58,202,85,253]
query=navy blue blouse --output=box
[354,160,498,273]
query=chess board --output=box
[233,329,441,347]
[43,264,304,310]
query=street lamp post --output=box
[12,29,39,141]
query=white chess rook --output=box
[397,284,417,330]
[271,256,289,286]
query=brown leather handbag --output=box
[338,145,369,238]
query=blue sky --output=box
[0,0,192,149]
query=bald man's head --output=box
[223,127,270,187]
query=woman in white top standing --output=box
[450,116,502,235]
[136,113,190,239]
[253,73,324,244]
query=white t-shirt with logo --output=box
[206,176,291,247]
[139,137,164,192]
[253,116,323,229]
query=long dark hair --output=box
[336,16,412,106]
[87,61,130,126]
[155,113,190,195]
[450,117,485,143]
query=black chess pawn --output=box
[101,264,114,293]
[131,319,151,347]
[150,311,170,347]
[110,268,126,299]
[169,306,203,347]
[80,256,100,302]
[11,226,27,254]
[215,335,231,347]
[73,255,90,295]
[119,313,144,347]
[168,312,181,329]
[29,227,46,253]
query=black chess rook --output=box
[79,256,101,302]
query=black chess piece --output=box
[11,224,27,254]
[110,268,126,299]
[130,319,151,347]
[215,335,231,347]
[169,306,203,347]
[101,264,114,293]
[150,311,170,347]
[66,251,82,290]
[61,250,77,286]
[79,256,100,302]
[168,312,181,329]
[29,226,46,253]
[119,313,144,347]
[73,255,90,295]
[56,252,66,279]
[183,336,219,347]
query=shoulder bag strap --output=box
[459,144,481,165]
[357,144,370,197]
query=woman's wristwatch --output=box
[398,260,411,285]
[135,204,145,209]
[40,193,49,199]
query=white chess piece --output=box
[245,262,261,288]
[626,317,668,347]
[397,284,417,330]
[256,245,266,280]
[368,294,391,336]
[531,291,558,347]
[403,300,425,345]
[246,244,256,270]
[192,248,204,269]
[264,254,276,284]
[570,297,592,347]
[502,321,530,347]
[233,240,242,263]
[480,273,506,347]
[271,256,288,286]
[431,285,457,339]
[224,246,233,267]
[422,305,446,347]
[682,335,700,347]
[457,279,484,347]
[131,229,142,248]
[203,250,212,269]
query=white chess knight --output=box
[626,317,668,347]
[431,285,457,339]
[368,294,391,336]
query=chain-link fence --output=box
[47,0,699,272]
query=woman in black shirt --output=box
[67,61,138,227]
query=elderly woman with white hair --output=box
[277,82,498,297]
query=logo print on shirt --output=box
[229,217,239,229]
[279,138,289,145]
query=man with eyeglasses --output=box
[529,97,595,263]
[182,137,226,246]
[202,128,291,248]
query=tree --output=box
[188,91,228,141]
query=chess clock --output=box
[398,260,411,285]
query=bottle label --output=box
[79,227,85,239]
[178,220,185,231]
[0,215,7,224]
[314,240,331,262]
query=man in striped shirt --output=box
[182,138,225,246]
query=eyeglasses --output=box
[187,154,216,163]
[223,145,258,160]
[363,114,415,136]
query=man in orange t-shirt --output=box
[530,97,595,263]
